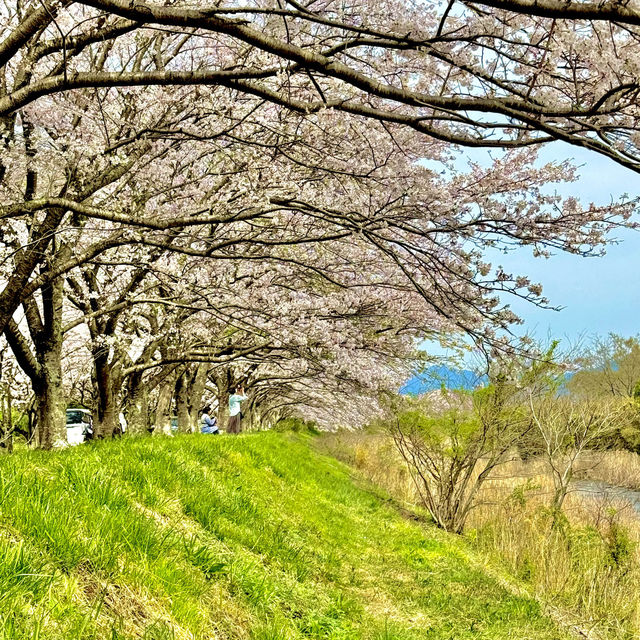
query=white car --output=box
[66,408,93,445]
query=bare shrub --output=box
[391,381,532,534]
[530,396,632,513]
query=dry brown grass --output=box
[317,431,417,503]
[317,432,640,639]
[470,470,640,637]
[576,449,640,490]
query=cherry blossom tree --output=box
[0,3,635,341]
[3,0,640,442]
[3,0,640,169]
[4,107,631,442]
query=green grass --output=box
[0,433,571,639]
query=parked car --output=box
[66,408,93,445]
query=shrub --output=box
[273,417,319,434]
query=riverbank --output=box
[316,432,640,639]
[0,433,571,639]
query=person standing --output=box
[228,386,248,434]
[118,412,128,435]
[201,405,220,434]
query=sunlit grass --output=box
[0,433,570,639]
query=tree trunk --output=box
[36,276,67,449]
[1,377,13,452]
[219,388,231,431]
[154,378,174,436]
[240,397,255,432]
[174,369,192,433]
[124,371,149,435]
[551,474,571,516]
[212,368,234,431]
[35,344,67,449]
[92,350,122,439]
[188,364,208,432]
[4,276,68,449]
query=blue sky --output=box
[466,142,639,343]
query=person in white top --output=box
[228,386,248,434]
[118,412,127,435]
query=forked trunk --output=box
[6,276,69,449]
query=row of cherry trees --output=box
[0,0,639,446]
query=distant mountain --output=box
[400,364,486,395]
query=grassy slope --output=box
[0,433,570,640]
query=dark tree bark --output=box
[154,370,179,436]
[188,364,209,432]
[174,367,191,434]
[4,275,67,449]
[92,347,122,439]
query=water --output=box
[572,479,640,515]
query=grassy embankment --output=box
[0,432,571,639]
[317,433,640,639]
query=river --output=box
[573,479,640,515]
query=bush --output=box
[273,417,319,434]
